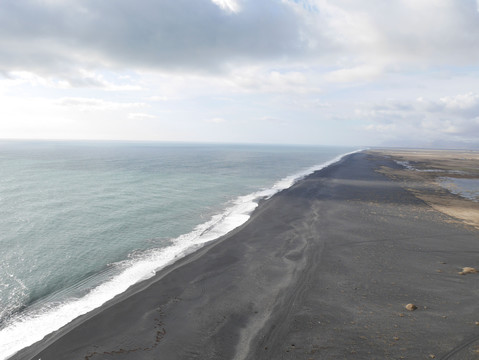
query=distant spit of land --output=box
[369,149,479,230]
[14,150,479,360]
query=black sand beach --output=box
[15,152,479,360]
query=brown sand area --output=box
[369,149,479,230]
[13,151,479,360]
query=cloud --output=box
[0,0,478,148]
[438,93,479,117]
[210,0,241,13]
[325,64,384,83]
[128,112,157,119]
[55,97,145,111]
[2,0,478,82]
[0,0,303,76]
[148,96,174,102]
[360,92,479,144]
[3,69,142,90]
[297,0,479,80]
[228,67,319,93]
[414,93,479,120]
[60,70,142,90]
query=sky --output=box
[0,0,479,148]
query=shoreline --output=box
[13,151,479,359]
[0,148,358,360]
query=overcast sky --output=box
[1,0,478,148]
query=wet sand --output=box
[14,151,479,360]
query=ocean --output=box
[0,140,357,359]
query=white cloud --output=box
[0,0,479,147]
[415,93,479,119]
[0,94,161,140]
[210,0,241,13]
[1,0,478,85]
[128,113,157,119]
[325,64,384,83]
[228,67,319,93]
[148,96,173,102]
[439,93,479,114]
[2,69,141,91]
[55,97,144,111]
[294,0,479,80]
[360,92,479,145]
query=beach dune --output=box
[15,152,479,360]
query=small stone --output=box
[458,267,478,275]
[405,303,417,311]
[429,354,436,359]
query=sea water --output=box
[0,140,357,359]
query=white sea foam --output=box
[0,149,360,360]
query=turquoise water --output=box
[0,140,357,358]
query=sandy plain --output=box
[369,149,479,230]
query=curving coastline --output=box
[13,151,479,360]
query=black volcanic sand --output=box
[15,152,479,360]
